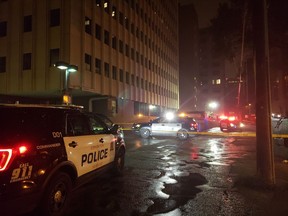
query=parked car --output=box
[0,104,126,216]
[132,116,198,140]
[219,116,245,132]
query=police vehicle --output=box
[132,115,198,140]
[0,104,126,216]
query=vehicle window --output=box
[89,116,107,134]
[94,114,113,128]
[151,117,161,123]
[67,114,91,136]
[0,107,64,143]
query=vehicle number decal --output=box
[52,132,62,138]
[10,163,33,183]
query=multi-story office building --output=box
[0,0,179,122]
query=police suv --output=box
[0,104,126,216]
[132,116,198,140]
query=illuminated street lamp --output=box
[208,101,218,110]
[54,61,78,104]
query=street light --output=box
[208,101,218,110]
[54,61,78,104]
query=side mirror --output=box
[110,124,120,134]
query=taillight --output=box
[0,149,13,171]
[0,144,29,172]
[191,122,198,128]
[228,116,236,121]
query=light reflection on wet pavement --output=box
[66,130,254,216]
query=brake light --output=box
[191,122,198,128]
[228,116,236,121]
[219,115,228,120]
[0,144,29,172]
[19,145,28,154]
[0,149,13,171]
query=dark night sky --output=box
[180,0,228,28]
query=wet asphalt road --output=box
[65,128,256,216]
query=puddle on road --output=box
[147,173,208,215]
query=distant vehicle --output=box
[132,116,198,140]
[219,115,245,132]
[0,104,126,216]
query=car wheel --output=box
[39,172,72,216]
[177,129,188,140]
[113,147,125,175]
[140,128,150,138]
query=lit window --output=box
[216,79,221,84]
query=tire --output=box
[38,172,72,216]
[113,147,125,175]
[140,128,150,138]
[177,129,188,140]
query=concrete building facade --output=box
[0,0,179,122]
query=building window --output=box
[136,51,139,63]
[136,76,139,87]
[131,23,135,34]
[95,58,101,74]
[85,53,91,71]
[95,0,101,7]
[23,53,32,70]
[136,27,139,38]
[131,48,135,60]
[112,36,117,49]
[140,31,144,42]
[112,66,117,80]
[125,44,129,57]
[119,69,124,82]
[85,17,92,34]
[104,30,110,45]
[126,71,130,84]
[49,48,59,66]
[119,40,124,53]
[104,0,109,14]
[119,12,124,25]
[104,62,109,77]
[0,21,7,37]
[141,78,144,89]
[125,17,129,30]
[95,24,101,40]
[131,74,135,86]
[23,15,32,32]
[112,6,117,19]
[50,9,60,27]
[0,56,6,73]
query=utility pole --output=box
[253,0,275,185]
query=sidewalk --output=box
[230,140,288,216]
